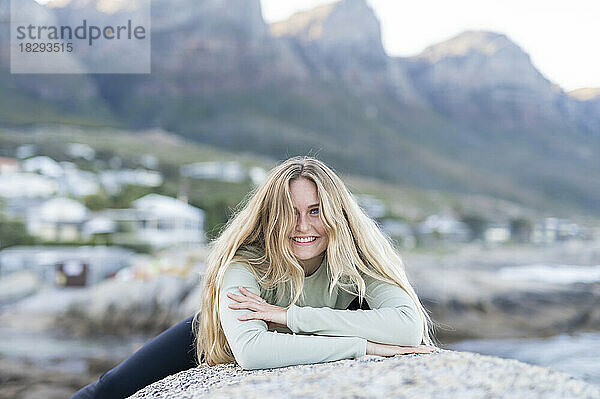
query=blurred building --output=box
[66,142,96,160]
[180,161,245,183]
[22,156,63,178]
[26,197,89,242]
[57,163,101,197]
[532,218,585,244]
[484,223,511,245]
[98,194,205,248]
[99,169,163,195]
[416,214,471,246]
[0,173,58,198]
[0,245,135,287]
[378,218,416,249]
[139,153,159,169]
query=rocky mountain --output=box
[271,0,423,104]
[566,88,600,135]
[1,0,599,218]
[401,30,600,214]
[0,0,106,107]
[406,31,565,128]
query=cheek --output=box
[316,222,329,244]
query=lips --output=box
[291,236,318,245]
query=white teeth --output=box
[292,237,317,243]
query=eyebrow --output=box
[293,203,320,210]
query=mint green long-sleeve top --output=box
[219,250,423,370]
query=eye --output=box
[310,208,319,214]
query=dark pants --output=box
[71,297,369,398]
[70,316,199,399]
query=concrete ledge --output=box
[129,349,600,398]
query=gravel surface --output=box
[129,349,600,399]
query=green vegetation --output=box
[186,179,254,240]
[0,81,120,128]
[0,216,35,250]
[459,214,489,241]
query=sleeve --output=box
[219,263,367,370]
[286,273,423,347]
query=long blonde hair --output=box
[193,156,437,366]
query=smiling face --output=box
[289,177,329,275]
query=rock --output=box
[128,349,600,398]
[403,241,600,341]
[415,267,600,341]
[0,357,93,399]
[54,272,202,336]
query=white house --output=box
[139,154,158,169]
[98,194,205,248]
[66,143,95,160]
[22,156,63,177]
[379,219,416,249]
[132,194,205,248]
[180,161,245,183]
[82,216,117,238]
[484,224,511,245]
[0,173,58,198]
[99,169,163,195]
[532,217,584,244]
[27,197,89,242]
[416,214,471,245]
[58,165,100,197]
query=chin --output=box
[293,248,325,259]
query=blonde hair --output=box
[193,156,437,366]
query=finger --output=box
[226,292,245,302]
[228,302,261,311]
[227,291,263,305]
[239,286,267,302]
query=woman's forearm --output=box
[223,323,367,370]
[286,305,423,346]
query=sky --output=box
[260,0,600,92]
[31,0,599,91]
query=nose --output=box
[296,213,309,232]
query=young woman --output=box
[72,156,436,398]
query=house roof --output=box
[132,194,204,219]
[22,156,63,177]
[37,197,89,223]
[83,217,117,235]
[0,173,58,198]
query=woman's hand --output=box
[366,341,435,357]
[227,286,288,328]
